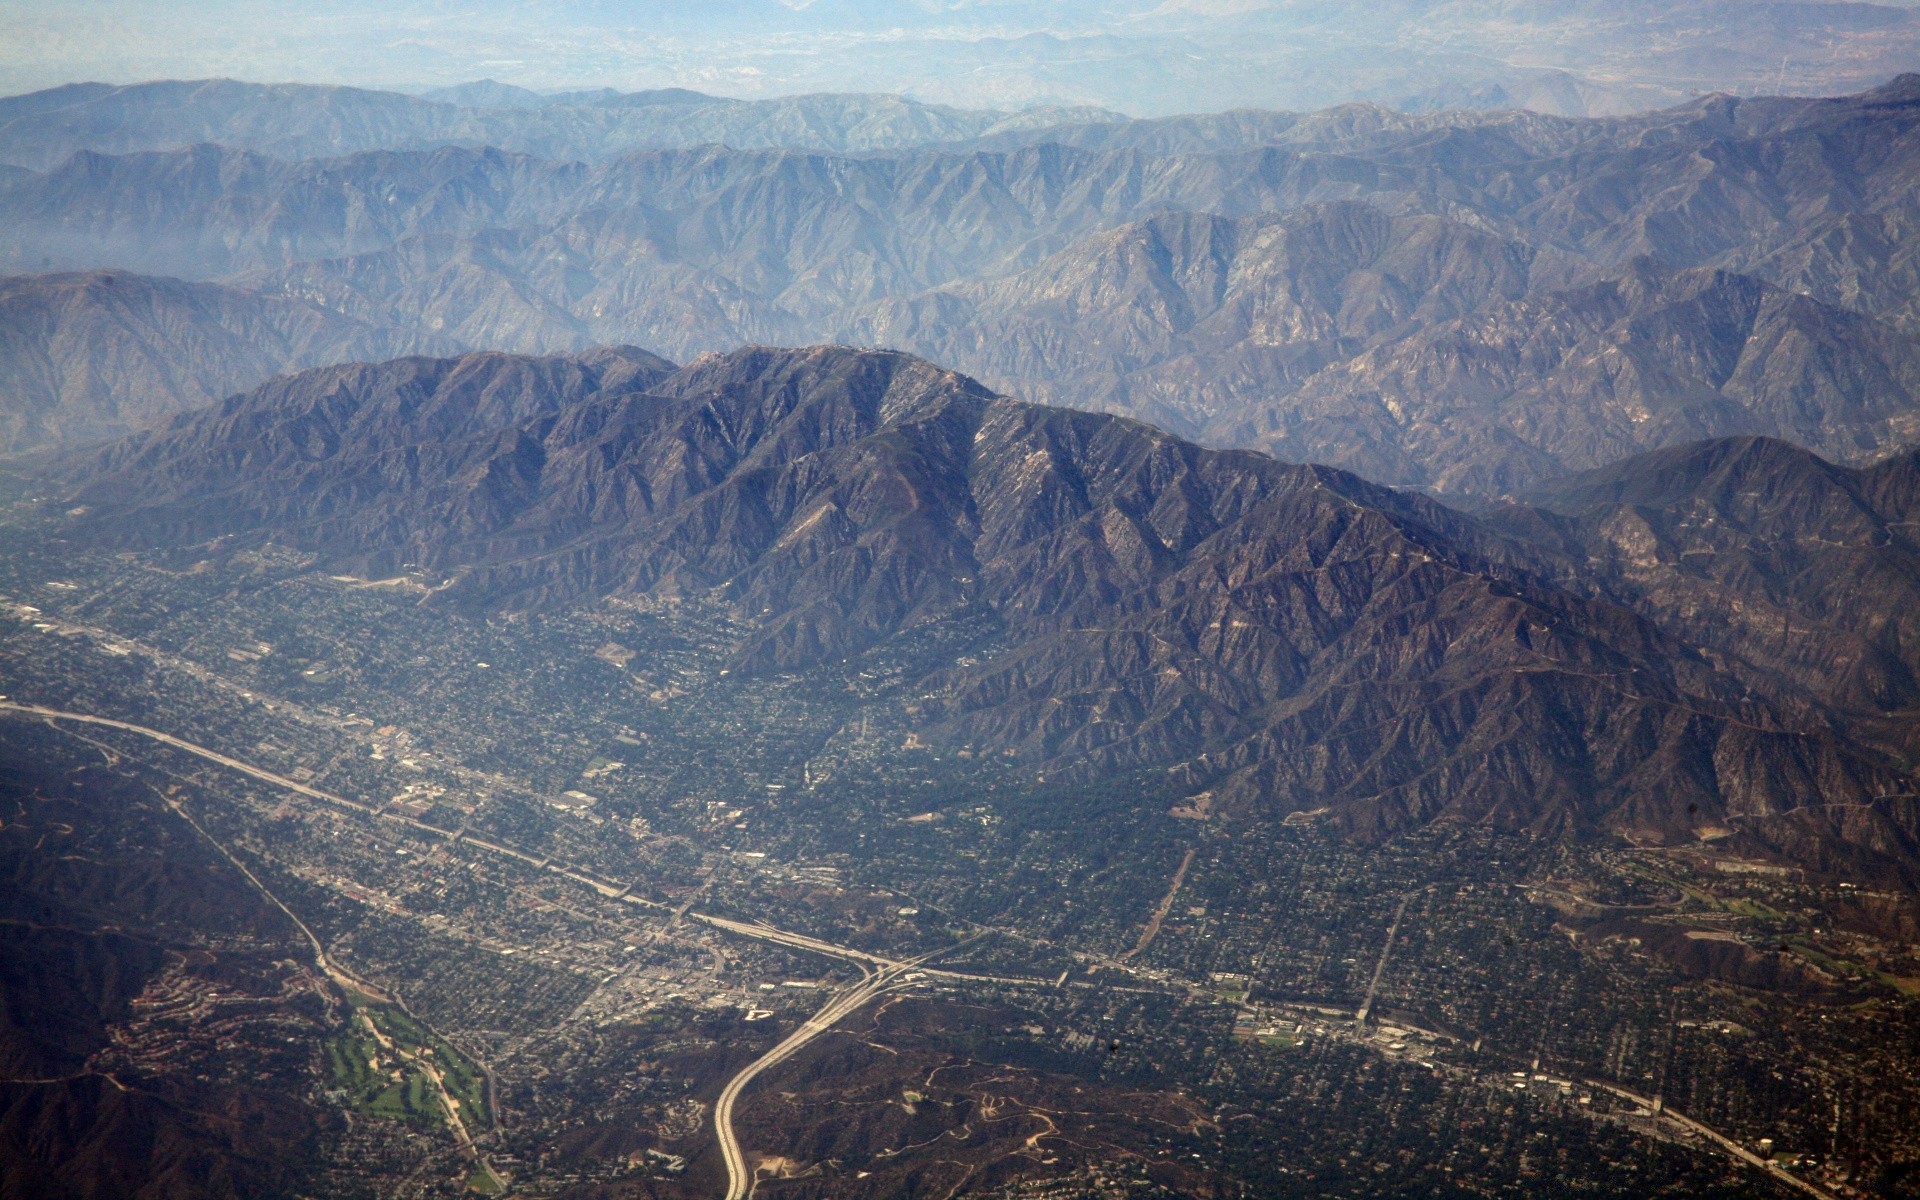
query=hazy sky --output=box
[4,1,1918,116]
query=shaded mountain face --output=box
[0,724,332,1200]
[0,271,456,452]
[1490,437,1920,762]
[43,345,1920,883]
[60,345,678,535]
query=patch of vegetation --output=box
[1724,898,1787,923]
[467,1164,505,1195]
[324,1002,491,1130]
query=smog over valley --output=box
[7,3,1920,1198]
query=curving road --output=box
[717,967,883,1199]
[714,954,941,1200]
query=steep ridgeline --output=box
[0,271,456,452]
[45,346,1920,883]
[1489,438,1920,766]
[838,204,1584,444]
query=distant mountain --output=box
[0,270,454,452]
[839,204,1581,463]
[0,139,1457,291]
[0,79,1123,171]
[1492,437,1920,764]
[11,78,1920,301]
[1233,257,1920,493]
[419,82,737,112]
[43,345,1920,881]
[846,209,1920,492]
[418,80,561,110]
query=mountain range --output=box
[0,79,1124,171]
[9,29,1920,1200]
[11,1,1920,121]
[4,76,1920,491]
[11,67,1920,1198]
[7,74,1920,887]
[847,207,1920,491]
[39,344,1920,886]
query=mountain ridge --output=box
[0,78,1126,171]
[39,344,1920,884]
[5,78,1920,503]
[0,269,457,451]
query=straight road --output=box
[0,701,658,903]
[691,912,903,970]
[1356,891,1413,1023]
[1583,1079,1840,1200]
[0,703,1050,979]
[0,703,1039,985]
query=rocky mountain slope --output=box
[852,207,1920,492]
[1225,256,1920,492]
[837,204,1581,436]
[0,270,452,452]
[0,723,333,1200]
[42,345,1920,882]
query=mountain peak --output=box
[654,344,997,428]
[1519,436,1849,516]
[1861,72,1920,107]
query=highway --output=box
[0,701,1017,1199]
[0,702,1054,988]
[0,700,670,898]
[713,961,914,1200]
[711,933,982,1200]
[1582,1079,1841,1200]
[689,912,903,970]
